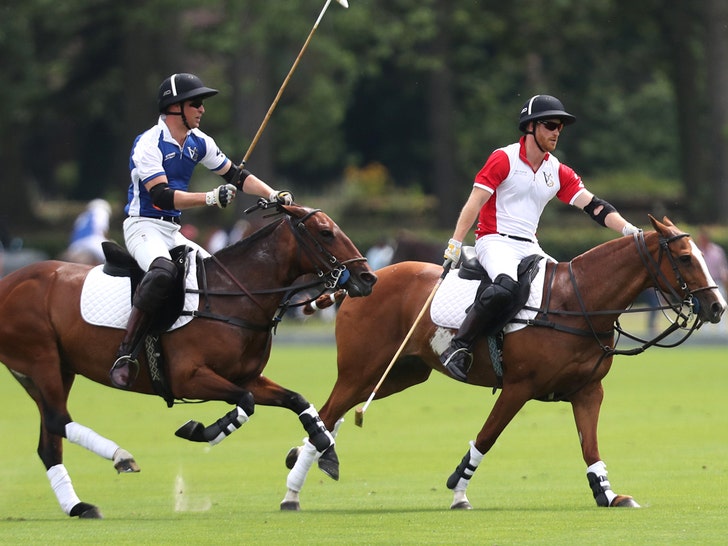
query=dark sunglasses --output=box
[187,99,204,109]
[537,120,564,131]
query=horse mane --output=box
[210,216,285,261]
[570,230,655,263]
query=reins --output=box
[183,203,364,332]
[522,229,711,401]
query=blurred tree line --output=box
[1,0,727,245]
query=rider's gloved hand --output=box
[622,223,640,236]
[444,238,462,264]
[269,190,294,205]
[206,184,237,208]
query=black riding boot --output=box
[441,274,519,382]
[109,257,178,389]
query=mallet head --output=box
[336,0,349,7]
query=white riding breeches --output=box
[123,216,209,271]
[475,233,555,281]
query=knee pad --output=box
[134,257,179,311]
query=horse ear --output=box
[648,214,661,231]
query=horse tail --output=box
[303,289,347,315]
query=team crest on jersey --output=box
[187,146,199,161]
[543,171,555,187]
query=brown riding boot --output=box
[441,274,519,382]
[109,256,178,389]
[109,306,152,389]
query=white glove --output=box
[269,190,294,205]
[444,238,462,264]
[621,223,640,236]
[206,184,237,208]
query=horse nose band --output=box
[290,211,364,288]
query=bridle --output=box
[288,208,367,289]
[187,204,367,332]
[527,229,715,401]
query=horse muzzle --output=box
[696,291,727,324]
[342,270,378,297]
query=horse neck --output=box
[207,220,304,305]
[566,233,656,326]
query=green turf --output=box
[1,342,727,544]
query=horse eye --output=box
[679,254,691,265]
[320,229,334,239]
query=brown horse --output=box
[0,202,376,519]
[282,216,725,510]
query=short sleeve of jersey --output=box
[556,163,586,205]
[131,130,166,185]
[194,129,228,172]
[473,149,510,192]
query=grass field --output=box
[1,340,727,545]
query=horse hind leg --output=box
[11,371,136,518]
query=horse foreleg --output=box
[280,418,345,511]
[571,382,640,508]
[247,375,335,453]
[447,385,530,510]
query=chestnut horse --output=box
[282,216,725,510]
[0,202,376,519]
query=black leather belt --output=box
[499,233,534,244]
[142,215,181,225]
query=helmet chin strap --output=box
[164,105,192,130]
[527,127,547,153]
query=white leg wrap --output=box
[286,439,318,492]
[331,417,344,438]
[65,421,119,460]
[587,460,617,506]
[208,406,249,446]
[451,441,485,492]
[47,464,81,515]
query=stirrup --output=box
[110,355,140,389]
[441,347,473,383]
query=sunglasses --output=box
[187,99,204,109]
[537,120,564,131]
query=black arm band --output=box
[222,164,252,190]
[148,183,176,210]
[583,195,617,227]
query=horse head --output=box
[649,215,726,324]
[281,204,377,297]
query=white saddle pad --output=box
[430,264,546,334]
[80,253,200,331]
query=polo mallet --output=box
[241,0,349,166]
[354,259,452,427]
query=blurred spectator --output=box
[180,223,199,243]
[365,237,394,270]
[63,199,112,265]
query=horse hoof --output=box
[317,447,340,481]
[114,457,140,473]
[280,501,301,511]
[113,448,140,473]
[611,495,640,508]
[175,420,206,442]
[450,501,473,510]
[285,446,301,469]
[70,502,103,519]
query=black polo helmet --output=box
[518,94,576,133]
[158,73,219,113]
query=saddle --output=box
[458,246,543,321]
[101,241,193,407]
[101,241,191,334]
